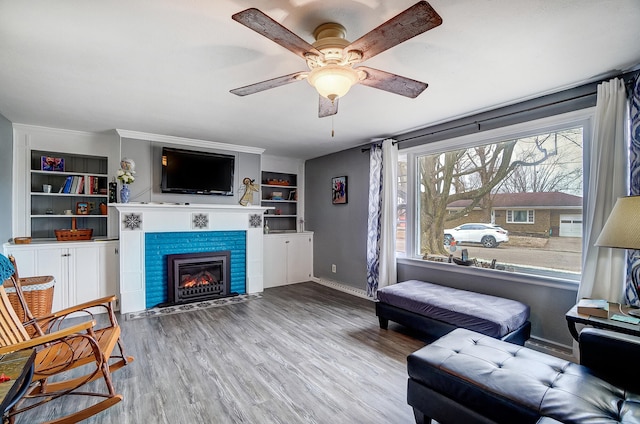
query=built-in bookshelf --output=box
[30,150,109,239]
[261,171,298,232]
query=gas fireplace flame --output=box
[181,270,219,288]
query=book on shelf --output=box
[62,176,73,193]
[75,176,84,194]
[70,176,78,193]
[577,298,609,318]
[88,176,99,194]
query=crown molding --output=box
[116,129,264,155]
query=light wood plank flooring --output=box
[16,282,425,423]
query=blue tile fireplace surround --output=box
[145,231,246,308]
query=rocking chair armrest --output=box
[36,295,117,320]
[0,319,96,355]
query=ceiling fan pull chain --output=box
[332,115,335,138]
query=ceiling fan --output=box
[230,1,443,118]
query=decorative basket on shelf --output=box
[54,218,93,241]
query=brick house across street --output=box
[446,192,582,238]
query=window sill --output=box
[397,256,579,292]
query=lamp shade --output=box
[595,196,640,250]
[0,254,15,282]
[307,64,359,101]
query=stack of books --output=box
[61,176,84,194]
[577,298,609,318]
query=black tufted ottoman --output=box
[407,328,640,424]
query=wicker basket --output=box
[3,276,55,336]
[55,228,93,241]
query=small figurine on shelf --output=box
[239,177,259,206]
[264,219,270,234]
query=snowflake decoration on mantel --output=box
[122,213,142,231]
[249,214,262,228]
[192,213,209,230]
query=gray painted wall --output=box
[305,146,370,288]
[305,142,578,347]
[0,114,13,244]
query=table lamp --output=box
[595,195,640,314]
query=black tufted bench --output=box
[407,328,640,424]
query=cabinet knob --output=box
[285,240,290,244]
[62,253,71,257]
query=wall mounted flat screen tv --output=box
[161,147,235,196]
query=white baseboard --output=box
[312,277,372,300]
[525,337,576,361]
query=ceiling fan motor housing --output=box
[306,23,364,100]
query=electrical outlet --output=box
[331,264,336,273]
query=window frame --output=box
[399,108,593,286]
[507,209,535,224]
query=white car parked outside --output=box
[443,223,509,248]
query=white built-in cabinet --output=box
[3,241,119,313]
[263,232,313,288]
[7,125,121,313]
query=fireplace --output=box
[166,251,233,305]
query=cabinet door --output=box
[263,237,286,288]
[69,246,101,306]
[286,235,313,284]
[34,247,67,313]
[4,249,37,277]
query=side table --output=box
[566,302,640,341]
[0,349,35,417]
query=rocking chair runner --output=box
[0,285,123,423]
[3,255,133,373]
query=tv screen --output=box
[161,147,235,195]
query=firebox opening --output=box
[165,250,236,306]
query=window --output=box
[507,210,534,223]
[400,111,589,282]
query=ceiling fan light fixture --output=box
[307,64,359,101]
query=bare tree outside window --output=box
[406,127,583,280]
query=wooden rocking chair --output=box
[4,255,133,373]
[0,285,123,423]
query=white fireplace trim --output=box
[112,203,270,313]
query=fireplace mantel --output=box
[112,202,270,313]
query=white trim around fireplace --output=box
[112,202,271,313]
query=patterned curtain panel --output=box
[366,145,383,297]
[625,74,640,305]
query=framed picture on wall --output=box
[332,176,347,205]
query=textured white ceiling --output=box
[1,0,639,159]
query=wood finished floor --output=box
[17,282,426,424]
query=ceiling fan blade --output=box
[319,96,338,118]
[357,66,428,98]
[230,72,306,96]
[345,1,442,62]
[232,8,322,59]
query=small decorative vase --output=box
[120,183,130,203]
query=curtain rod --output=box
[395,69,639,146]
[395,91,595,146]
[361,140,400,152]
